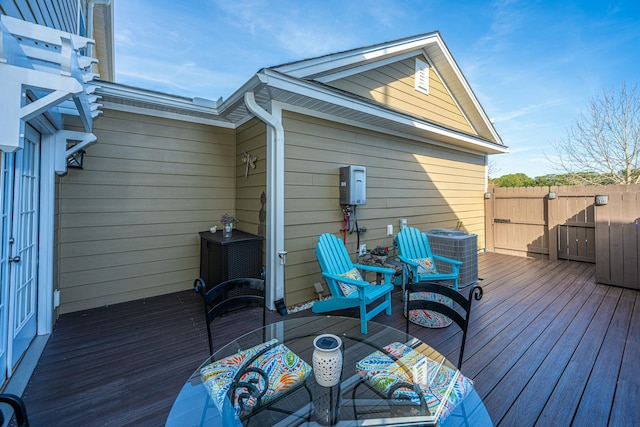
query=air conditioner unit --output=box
[427,229,478,288]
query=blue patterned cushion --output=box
[411,257,438,275]
[201,338,312,416]
[335,267,363,296]
[404,292,454,328]
[356,342,473,424]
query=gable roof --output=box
[269,31,503,148]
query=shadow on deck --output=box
[20,253,640,426]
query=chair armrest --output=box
[433,255,463,266]
[321,272,370,288]
[354,263,397,275]
[397,255,418,267]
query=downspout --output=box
[244,92,285,310]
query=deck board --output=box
[540,288,633,425]
[18,253,640,426]
[608,287,640,426]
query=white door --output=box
[0,125,40,380]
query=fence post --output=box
[547,186,558,261]
[485,187,494,252]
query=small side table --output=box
[199,230,263,291]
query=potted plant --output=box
[220,213,239,237]
[369,245,389,263]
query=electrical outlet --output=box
[360,227,367,233]
[313,282,324,293]
[358,244,367,256]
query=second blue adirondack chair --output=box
[396,226,463,328]
[396,226,462,289]
[313,233,395,334]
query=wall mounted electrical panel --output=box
[340,165,366,205]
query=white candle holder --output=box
[312,334,343,387]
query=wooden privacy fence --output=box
[485,184,640,290]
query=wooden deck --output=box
[20,253,640,426]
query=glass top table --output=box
[166,316,493,426]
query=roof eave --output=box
[96,81,235,128]
[255,68,508,155]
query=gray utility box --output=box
[427,229,478,288]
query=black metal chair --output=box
[194,277,266,355]
[0,394,30,427]
[405,282,483,369]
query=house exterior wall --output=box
[327,55,474,135]
[0,0,78,32]
[282,111,486,306]
[235,118,267,239]
[56,109,236,314]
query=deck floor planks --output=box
[17,253,640,427]
[418,259,582,364]
[609,286,640,426]
[427,260,576,364]
[462,261,589,382]
[571,287,635,426]
[485,280,600,425]
[502,282,620,425]
[474,262,594,403]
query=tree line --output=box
[490,171,640,188]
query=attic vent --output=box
[414,58,430,95]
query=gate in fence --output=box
[485,184,640,290]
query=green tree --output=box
[551,82,640,185]
[491,173,535,187]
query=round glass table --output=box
[166,316,493,426]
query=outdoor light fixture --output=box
[484,192,491,199]
[67,149,85,169]
[595,195,608,206]
[548,191,556,200]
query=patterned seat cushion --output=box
[201,338,312,416]
[404,291,454,328]
[356,342,473,423]
[335,267,363,296]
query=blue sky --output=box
[114,1,640,178]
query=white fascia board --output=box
[284,102,508,156]
[273,33,440,78]
[259,68,508,154]
[410,118,508,154]
[98,81,219,112]
[217,74,264,112]
[97,82,234,128]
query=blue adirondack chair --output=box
[396,227,462,290]
[313,233,395,334]
[396,227,463,329]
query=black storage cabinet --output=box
[199,230,263,290]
